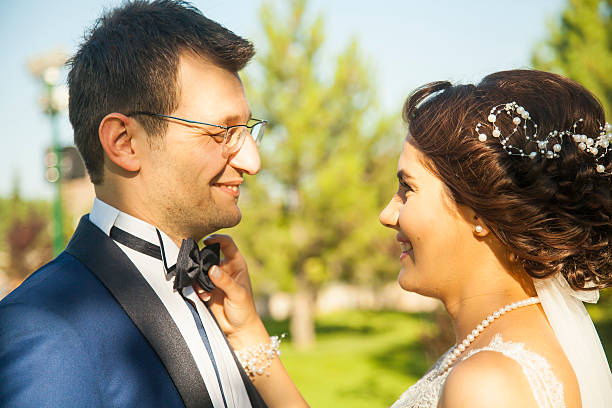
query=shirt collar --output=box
[89,197,180,270]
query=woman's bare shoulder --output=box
[439,350,539,408]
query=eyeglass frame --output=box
[126,111,267,157]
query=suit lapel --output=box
[66,216,213,408]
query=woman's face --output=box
[379,136,477,299]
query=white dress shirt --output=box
[89,198,251,408]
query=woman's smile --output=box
[396,233,413,260]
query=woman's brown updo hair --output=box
[404,69,611,290]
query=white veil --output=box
[533,273,612,407]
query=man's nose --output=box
[228,133,261,175]
[379,201,399,229]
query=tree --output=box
[0,178,53,289]
[532,0,612,117]
[232,0,401,348]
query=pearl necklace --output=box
[439,297,540,374]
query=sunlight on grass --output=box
[263,310,437,408]
[263,302,612,407]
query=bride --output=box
[197,69,612,407]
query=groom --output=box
[0,1,267,407]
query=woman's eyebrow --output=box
[396,169,414,182]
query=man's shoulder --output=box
[2,251,99,307]
[0,251,185,408]
[0,250,144,365]
[3,214,116,309]
[0,249,125,336]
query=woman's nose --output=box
[379,201,399,229]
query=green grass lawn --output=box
[262,310,441,408]
[263,306,612,408]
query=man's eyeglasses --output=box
[127,111,267,158]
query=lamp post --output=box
[28,50,69,256]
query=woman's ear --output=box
[471,214,490,237]
[98,113,141,173]
[460,205,491,237]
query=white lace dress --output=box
[390,334,565,408]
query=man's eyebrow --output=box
[221,112,252,125]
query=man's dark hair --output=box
[67,0,255,184]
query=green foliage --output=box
[532,0,612,117]
[231,0,401,296]
[0,183,48,246]
[263,310,439,408]
[0,181,53,281]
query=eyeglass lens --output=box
[223,122,265,154]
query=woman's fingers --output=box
[193,265,245,304]
[207,265,247,303]
[204,234,249,285]
[193,282,212,302]
[204,234,242,261]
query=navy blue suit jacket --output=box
[0,216,266,408]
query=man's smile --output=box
[213,181,242,198]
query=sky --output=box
[0,0,566,199]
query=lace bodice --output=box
[390,334,565,408]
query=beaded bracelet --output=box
[236,334,285,377]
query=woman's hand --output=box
[194,234,269,349]
[196,236,309,407]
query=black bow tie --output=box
[174,238,219,292]
[109,226,219,292]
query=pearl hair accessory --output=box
[475,102,611,174]
[236,334,285,377]
[438,297,541,374]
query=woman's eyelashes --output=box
[396,170,416,200]
[397,179,414,200]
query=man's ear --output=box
[99,113,141,173]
